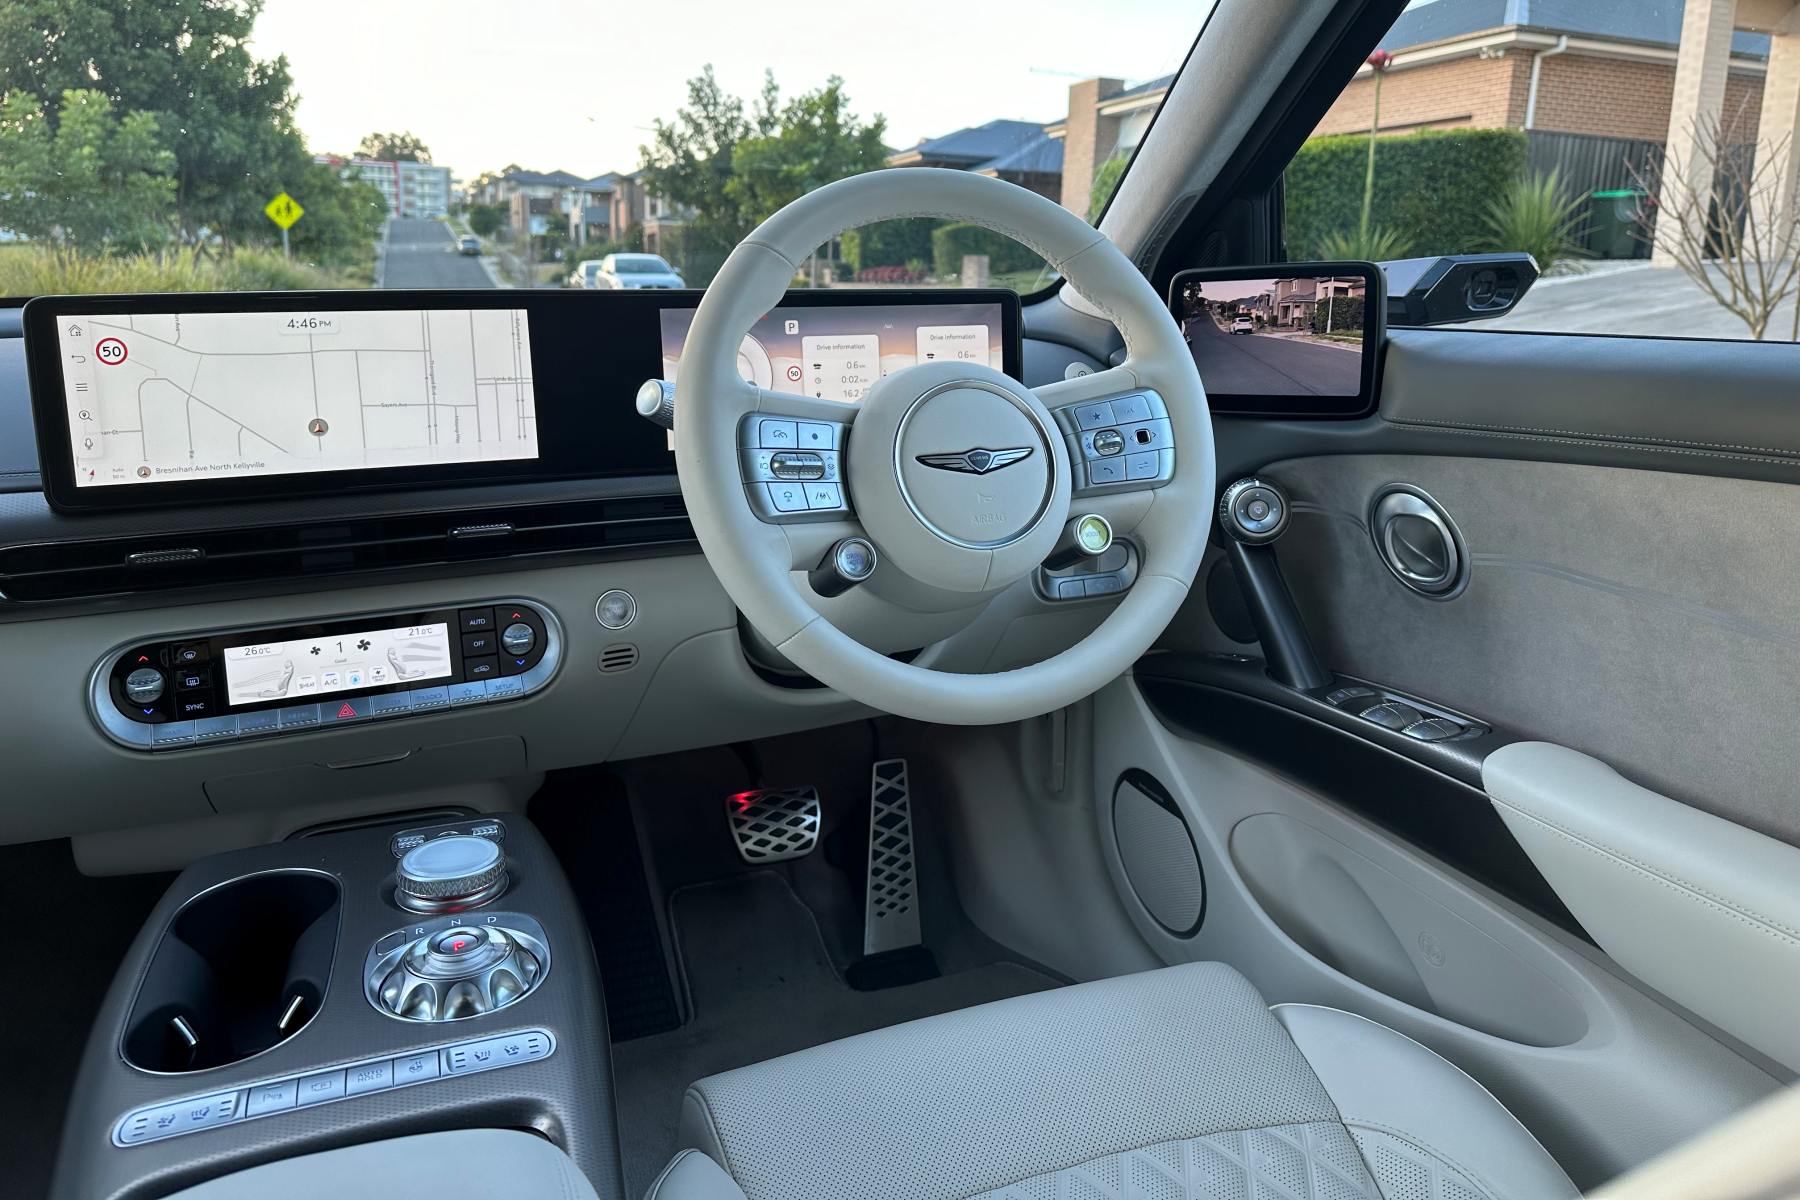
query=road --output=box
[1182,315,1362,396]
[1483,261,1800,339]
[379,218,496,289]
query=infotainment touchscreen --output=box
[658,301,1007,403]
[52,307,536,490]
[221,620,453,707]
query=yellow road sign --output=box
[264,192,304,230]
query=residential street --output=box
[379,217,496,289]
[1182,314,1362,395]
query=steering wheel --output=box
[677,167,1214,724]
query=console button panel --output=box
[1049,389,1176,496]
[91,599,560,751]
[112,1028,555,1147]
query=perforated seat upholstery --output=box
[646,962,1578,1200]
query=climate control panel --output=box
[90,599,561,751]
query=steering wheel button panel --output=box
[740,413,853,522]
[1050,390,1176,497]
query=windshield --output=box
[0,1,1202,298]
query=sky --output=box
[253,0,1211,182]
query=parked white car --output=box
[591,253,685,289]
[1231,313,1255,334]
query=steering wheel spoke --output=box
[736,392,856,525]
[1032,372,1176,498]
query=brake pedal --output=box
[725,786,821,864]
[864,759,922,955]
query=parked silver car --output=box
[592,252,684,289]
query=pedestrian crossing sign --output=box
[264,192,305,230]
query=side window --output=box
[1289,2,1800,342]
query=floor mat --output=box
[611,871,1059,1196]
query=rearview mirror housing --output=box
[1383,253,1539,327]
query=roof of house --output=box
[1380,0,1769,58]
[1102,74,1175,104]
[575,172,622,191]
[891,119,1059,172]
[503,169,587,187]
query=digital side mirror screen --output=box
[1166,261,1383,418]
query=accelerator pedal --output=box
[725,786,821,864]
[863,759,923,956]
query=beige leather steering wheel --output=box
[676,167,1214,724]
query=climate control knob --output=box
[396,835,507,913]
[500,622,535,656]
[124,667,166,705]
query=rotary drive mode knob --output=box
[396,835,507,913]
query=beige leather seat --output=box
[648,962,1579,1200]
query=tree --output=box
[1633,116,1800,340]
[0,89,177,255]
[286,160,390,265]
[639,65,759,259]
[728,77,887,223]
[468,204,505,238]
[1088,155,1128,222]
[357,131,432,162]
[0,0,309,249]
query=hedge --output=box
[1312,295,1364,333]
[1286,128,1527,259]
[930,222,1043,278]
[842,217,938,273]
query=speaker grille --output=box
[1113,771,1205,936]
[598,644,639,673]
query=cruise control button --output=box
[796,421,837,449]
[756,419,799,448]
[346,1060,393,1096]
[765,482,810,513]
[804,482,843,510]
[741,448,777,481]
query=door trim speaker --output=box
[1112,769,1206,937]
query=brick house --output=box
[1053,0,1787,217]
[887,119,1065,200]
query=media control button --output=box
[461,631,496,656]
[296,1070,346,1107]
[410,686,450,711]
[245,1079,297,1117]
[346,1060,393,1096]
[277,704,321,729]
[463,656,499,681]
[458,608,496,633]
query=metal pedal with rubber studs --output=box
[725,786,822,864]
[864,759,922,955]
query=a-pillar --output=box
[1655,0,1740,265]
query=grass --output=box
[0,244,373,296]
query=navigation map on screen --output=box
[56,308,538,488]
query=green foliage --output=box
[357,131,431,162]
[1481,168,1588,272]
[1286,128,1527,259]
[639,65,759,249]
[0,245,349,295]
[1311,295,1365,334]
[467,204,505,238]
[841,217,937,272]
[0,89,177,253]
[931,223,1044,279]
[285,161,389,265]
[1315,225,1413,261]
[1088,155,1128,222]
[728,78,887,222]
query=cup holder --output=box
[122,870,340,1073]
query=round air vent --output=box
[1369,486,1468,599]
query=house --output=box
[887,119,1064,200]
[607,172,688,255]
[1053,0,1800,235]
[567,173,621,247]
[312,156,452,219]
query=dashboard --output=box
[0,289,1118,856]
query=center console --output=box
[52,814,623,1200]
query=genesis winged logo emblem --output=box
[915,446,1034,475]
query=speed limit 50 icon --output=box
[95,337,128,365]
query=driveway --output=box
[1484,261,1799,340]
